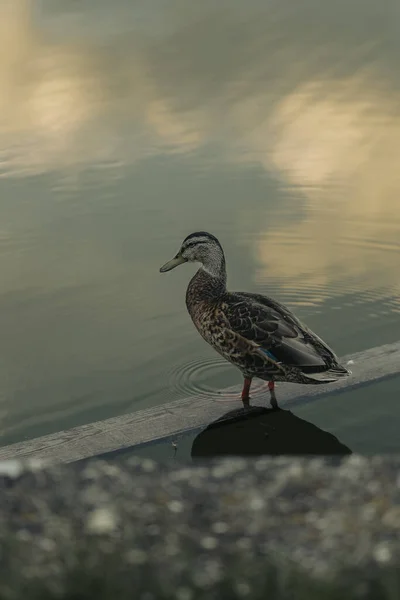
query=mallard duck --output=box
[160,232,350,409]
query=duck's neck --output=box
[186,252,227,304]
[202,250,227,284]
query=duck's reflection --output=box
[191,407,351,458]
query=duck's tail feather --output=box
[302,364,352,384]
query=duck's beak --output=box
[159,254,187,273]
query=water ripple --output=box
[167,357,267,404]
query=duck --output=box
[160,231,350,409]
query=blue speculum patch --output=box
[260,348,277,361]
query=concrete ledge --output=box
[0,456,399,599]
[0,340,399,463]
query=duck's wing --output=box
[222,292,346,373]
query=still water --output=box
[0,0,399,450]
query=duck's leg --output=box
[268,381,278,410]
[241,377,252,408]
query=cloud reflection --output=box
[254,75,400,302]
[1,0,399,301]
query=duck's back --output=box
[222,290,349,377]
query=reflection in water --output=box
[0,0,399,445]
[255,77,400,305]
[191,407,352,458]
[1,1,399,299]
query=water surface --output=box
[0,0,399,450]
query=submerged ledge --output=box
[0,455,399,599]
[0,340,399,463]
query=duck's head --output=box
[160,231,225,276]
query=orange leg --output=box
[268,381,278,409]
[241,377,252,408]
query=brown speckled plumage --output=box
[161,232,350,408]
